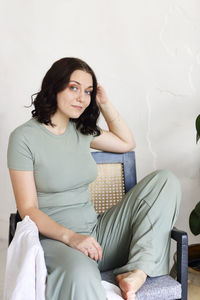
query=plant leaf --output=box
[196,132,200,144]
[189,202,200,235]
[196,115,200,144]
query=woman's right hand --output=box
[67,232,102,262]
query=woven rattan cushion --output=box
[89,163,125,214]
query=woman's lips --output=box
[72,105,82,110]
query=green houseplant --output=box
[171,116,200,286]
[186,114,200,284]
[189,115,200,236]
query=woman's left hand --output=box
[96,85,109,106]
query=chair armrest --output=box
[8,211,22,245]
[171,227,188,300]
[9,213,17,245]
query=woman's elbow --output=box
[124,141,136,152]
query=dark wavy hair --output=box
[31,57,101,136]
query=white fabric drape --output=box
[4,216,47,300]
[4,216,123,300]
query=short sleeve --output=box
[88,133,96,143]
[89,126,102,143]
[7,129,34,171]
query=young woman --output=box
[7,57,181,300]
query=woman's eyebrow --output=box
[69,80,93,89]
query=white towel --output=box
[102,281,123,299]
[4,216,123,300]
[4,216,47,300]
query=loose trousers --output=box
[40,170,181,300]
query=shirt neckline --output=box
[31,118,72,139]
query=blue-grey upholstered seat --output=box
[101,270,181,300]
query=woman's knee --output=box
[70,258,100,282]
[155,169,181,193]
[43,240,100,279]
[137,169,181,210]
[55,252,101,287]
[153,169,175,180]
[151,169,181,210]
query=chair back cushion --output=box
[90,151,136,214]
[89,163,125,214]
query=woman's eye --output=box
[85,90,92,95]
[70,86,78,91]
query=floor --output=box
[1,238,199,300]
[188,284,200,300]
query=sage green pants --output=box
[40,170,181,300]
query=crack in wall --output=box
[145,91,157,171]
[188,63,196,93]
[175,1,200,24]
[196,49,200,65]
[151,1,199,172]
[157,88,186,98]
[145,88,184,172]
[159,3,177,58]
[159,1,200,98]
[160,2,199,59]
[185,46,200,94]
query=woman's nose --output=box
[77,95,83,103]
[77,90,84,102]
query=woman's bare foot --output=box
[116,269,147,300]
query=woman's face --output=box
[56,70,93,119]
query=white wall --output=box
[1,0,200,250]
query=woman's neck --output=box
[45,111,69,135]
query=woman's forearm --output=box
[20,207,102,261]
[21,207,74,244]
[99,100,136,148]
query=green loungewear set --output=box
[7,118,181,300]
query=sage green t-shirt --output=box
[7,118,98,234]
